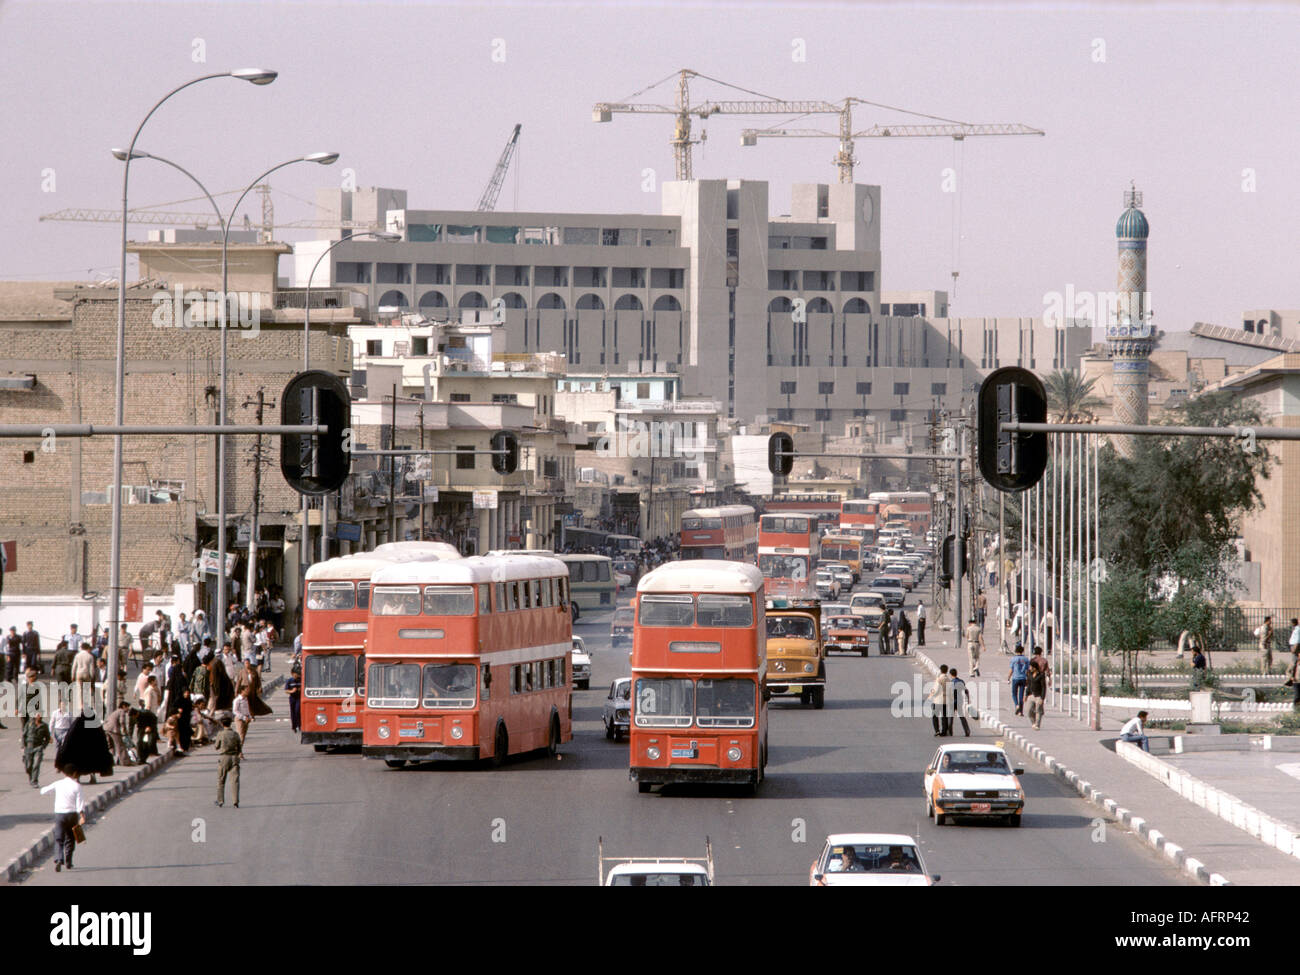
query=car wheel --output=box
[578,680,589,690]
[570,604,579,623]
[1007,813,1022,828]
[860,647,869,657]
[800,688,812,706]
[546,715,560,758]
[932,801,946,827]
[604,717,614,740]
[384,759,406,769]
[490,724,508,768]
[812,686,825,710]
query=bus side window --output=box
[524,663,535,692]
[478,583,491,613]
[557,657,566,687]
[597,562,610,582]
[496,582,506,613]
[541,578,554,608]
[558,578,569,607]
[481,665,491,701]
[532,580,542,607]
[511,665,521,695]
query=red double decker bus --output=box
[362,554,573,767]
[679,505,757,562]
[758,512,819,601]
[300,549,459,750]
[839,499,879,546]
[629,560,767,793]
[867,492,932,537]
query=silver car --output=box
[603,677,631,741]
[572,636,592,690]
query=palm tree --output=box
[1044,369,1106,423]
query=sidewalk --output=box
[0,651,286,883]
[913,623,1300,886]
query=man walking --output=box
[898,609,912,656]
[1025,657,1049,730]
[21,621,42,675]
[103,700,131,766]
[70,641,96,714]
[4,625,21,683]
[1008,644,1030,717]
[916,601,927,647]
[213,714,242,808]
[928,665,952,737]
[948,669,972,737]
[1256,616,1274,675]
[23,710,51,786]
[965,617,986,677]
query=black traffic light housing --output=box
[491,430,519,475]
[281,370,351,496]
[977,366,1048,492]
[767,432,794,477]
[940,533,969,588]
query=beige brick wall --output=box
[0,293,351,596]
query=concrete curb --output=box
[3,748,178,883]
[913,649,1232,887]
[1116,738,1300,859]
[3,670,286,884]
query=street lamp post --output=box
[216,152,338,652]
[106,68,275,714]
[298,230,400,577]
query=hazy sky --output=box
[3,1,1295,331]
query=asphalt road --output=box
[24,584,1190,886]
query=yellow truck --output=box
[764,600,825,709]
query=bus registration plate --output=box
[671,744,698,759]
[336,715,356,724]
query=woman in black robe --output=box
[55,712,114,783]
[164,655,187,717]
[176,689,193,751]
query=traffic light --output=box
[977,366,1047,492]
[940,533,969,588]
[491,430,519,475]
[767,432,794,476]
[281,370,351,495]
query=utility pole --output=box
[418,398,426,541]
[388,382,398,543]
[242,387,271,612]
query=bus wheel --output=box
[384,759,406,769]
[812,686,825,710]
[546,715,560,757]
[637,782,652,794]
[313,744,328,753]
[491,724,508,768]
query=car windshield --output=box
[940,751,1014,775]
[828,616,860,630]
[825,844,923,874]
[854,595,884,606]
[609,871,707,886]
[766,616,815,640]
[612,681,631,701]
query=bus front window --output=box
[695,678,756,727]
[634,677,693,727]
[304,655,356,698]
[422,663,477,708]
[372,586,422,616]
[367,663,420,708]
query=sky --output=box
[2,0,1296,332]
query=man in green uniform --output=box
[24,710,52,786]
[213,714,242,808]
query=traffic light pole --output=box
[954,454,963,637]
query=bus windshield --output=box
[367,663,420,708]
[421,663,477,708]
[759,554,808,579]
[305,654,356,697]
[695,678,756,727]
[638,595,695,627]
[635,677,694,726]
[422,585,476,616]
[307,582,355,611]
[372,586,422,616]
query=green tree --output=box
[1100,564,1159,686]
[1045,369,1106,423]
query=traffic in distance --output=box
[288,497,979,883]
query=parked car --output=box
[924,743,1025,827]
[571,636,592,690]
[809,833,938,886]
[603,677,631,740]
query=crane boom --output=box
[476,123,522,212]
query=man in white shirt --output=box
[1119,710,1150,752]
[41,769,85,871]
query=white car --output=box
[924,743,1025,827]
[571,636,592,689]
[809,833,938,886]
[599,837,714,886]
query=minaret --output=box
[1108,183,1154,457]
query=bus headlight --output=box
[727,747,742,762]
[315,713,327,726]
[803,662,815,673]
[646,746,661,760]
[377,725,391,740]
[450,725,464,740]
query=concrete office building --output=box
[301,179,1091,441]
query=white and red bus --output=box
[629,560,767,793]
[679,505,758,562]
[839,499,879,545]
[372,541,462,559]
[301,548,461,749]
[362,554,573,767]
[758,511,819,601]
[867,491,932,537]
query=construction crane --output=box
[39,185,379,239]
[476,123,521,212]
[740,96,1044,183]
[594,69,844,181]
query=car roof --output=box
[606,861,708,876]
[824,833,919,846]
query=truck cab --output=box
[763,600,825,709]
